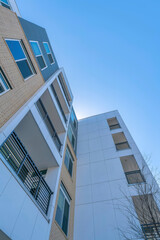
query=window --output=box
[132,194,160,239]
[40,169,47,177]
[30,41,47,70]
[0,0,11,9]
[0,68,11,96]
[6,39,35,80]
[141,223,160,239]
[125,170,145,184]
[112,132,130,150]
[70,109,77,130]
[68,125,76,150]
[64,146,74,177]
[107,117,120,130]
[55,183,71,236]
[43,42,54,64]
[120,155,145,184]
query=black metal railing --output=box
[58,73,70,107]
[0,132,53,215]
[36,99,62,152]
[115,141,130,150]
[51,84,67,123]
[109,123,120,130]
[141,223,160,239]
[125,170,145,184]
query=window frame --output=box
[43,42,55,65]
[64,146,74,177]
[70,109,78,130]
[125,170,145,184]
[0,0,11,9]
[68,125,76,150]
[5,39,35,81]
[0,67,11,96]
[55,183,71,236]
[30,40,47,71]
[115,141,130,151]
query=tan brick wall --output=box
[49,138,77,240]
[0,6,44,128]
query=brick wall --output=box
[0,6,44,128]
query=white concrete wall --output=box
[74,111,155,240]
[0,156,51,240]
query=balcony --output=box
[0,131,53,215]
[50,84,67,123]
[36,89,66,153]
[36,99,62,152]
[58,73,72,108]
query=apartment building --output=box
[74,112,160,240]
[0,1,159,240]
[0,1,77,239]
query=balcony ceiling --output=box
[15,111,58,170]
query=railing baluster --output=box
[35,175,42,199]
[0,131,53,215]
[17,153,28,175]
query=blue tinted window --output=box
[55,184,70,236]
[0,73,9,90]
[70,110,75,123]
[30,42,41,56]
[1,0,9,4]
[17,60,32,79]
[64,147,73,177]
[43,42,50,54]
[6,40,25,61]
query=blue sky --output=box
[16,0,160,169]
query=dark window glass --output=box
[0,83,5,93]
[6,40,34,79]
[6,40,25,61]
[1,2,10,8]
[72,135,75,148]
[64,147,73,177]
[17,60,32,79]
[110,123,120,130]
[115,141,130,150]
[48,53,54,64]
[68,160,73,176]
[126,170,145,184]
[55,189,65,226]
[62,199,69,235]
[55,184,71,236]
[37,56,46,69]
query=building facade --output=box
[0,1,160,240]
[74,111,160,240]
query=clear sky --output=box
[16,0,160,169]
